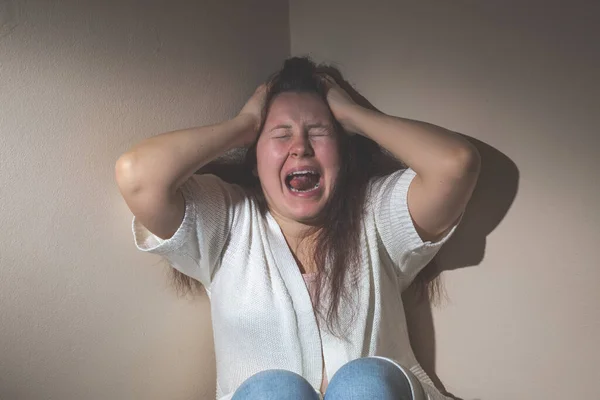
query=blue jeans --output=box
[231,357,416,400]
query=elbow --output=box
[115,152,144,196]
[444,142,481,180]
[459,142,481,174]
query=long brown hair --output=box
[169,57,437,336]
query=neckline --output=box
[266,211,305,277]
[264,211,324,387]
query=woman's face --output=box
[256,92,341,224]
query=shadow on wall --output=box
[404,138,519,400]
[321,64,520,399]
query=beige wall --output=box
[3,1,599,399]
[291,1,600,399]
[0,1,288,399]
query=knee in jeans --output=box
[246,369,305,384]
[335,357,397,377]
[327,357,413,399]
[233,369,319,400]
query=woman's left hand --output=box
[318,73,362,134]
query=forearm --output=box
[322,75,479,239]
[344,105,479,179]
[116,114,255,195]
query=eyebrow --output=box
[269,124,292,132]
[269,123,330,132]
[306,123,329,129]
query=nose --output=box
[289,134,314,158]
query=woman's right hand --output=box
[237,84,268,147]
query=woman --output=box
[116,57,480,400]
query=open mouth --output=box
[285,170,321,193]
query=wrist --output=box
[337,104,370,136]
[234,112,258,129]
[231,113,260,148]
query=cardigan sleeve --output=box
[369,168,459,284]
[132,174,247,289]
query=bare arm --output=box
[115,86,265,239]
[322,76,480,241]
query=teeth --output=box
[288,170,318,177]
[290,181,320,193]
[285,169,321,193]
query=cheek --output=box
[256,141,286,180]
[316,141,341,171]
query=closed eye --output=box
[309,129,332,137]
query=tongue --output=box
[289,175,318,191]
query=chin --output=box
[293,214,321,224]
[287,205,326,224]
[266,189,331,225]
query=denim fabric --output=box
[231,357,413,400]
[231,369,320,400]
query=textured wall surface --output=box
[3,0,600,399]
[0,1,288,398]
[290,1,600,399]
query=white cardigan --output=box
[133,168,457,400]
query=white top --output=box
[133,168,457,400]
